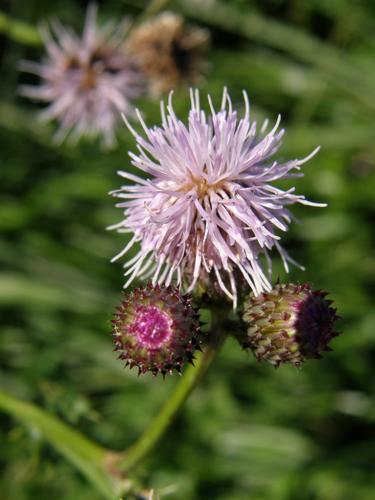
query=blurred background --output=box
[1,0,375,498]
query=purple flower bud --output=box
[240,283,340,367]
[112,284,201,376]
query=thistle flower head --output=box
[110,88,324,308]
[241,283,340,367]
[20,4,143,147]
[112,284,201,376]
[127,12,208,96]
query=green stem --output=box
[0,11,41,46]
[127,0,172,34]
[0,307,229,495]
[0,390,122,500]
[141,0,172,19]
[118,319,227,472]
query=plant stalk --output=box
[117,313,227,472]
[0,307,229,496]
[0,11,41,46]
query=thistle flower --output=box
[110,88,323,308]
[112,284,201,376]
[20,4,143,147]
[126,12,208,96]
[240,283,340,367]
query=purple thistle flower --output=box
[110,88,324,308]
[20,4,143,147]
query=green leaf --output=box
[0,390,122,499]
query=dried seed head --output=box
[112,284,201,376]
[127,12,209,96]
[240,283,340,367]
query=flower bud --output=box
[240,283,340,367]
[112,284,201,376]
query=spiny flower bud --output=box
[241,283,340,367]
[112,284,201,376]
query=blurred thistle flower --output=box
[19,4,143,147]
[126,12,209,96]
[240,283,340,367]
[110,88,324,308]
[112,284,201,376]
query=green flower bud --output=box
[240,283,340,367]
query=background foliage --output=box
[1,0,375,498]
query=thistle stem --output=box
[117,313,227,472]
[127,0,172,34]
[141,0,172,20]
[0,11,41,46]
[0,307,229,495]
